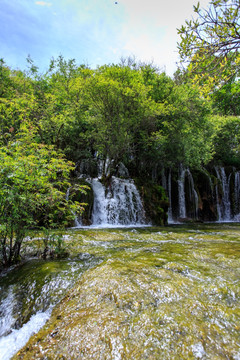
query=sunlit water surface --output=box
[0,224,239,359]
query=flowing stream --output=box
[0,224,239,359]
[0,252,100,360]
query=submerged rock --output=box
[13,229,240,360]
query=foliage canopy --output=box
[0,123,84,266]
[177,0,240,89]
[0,55,240,266]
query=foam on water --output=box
[0,288,16,338]
[0,309,51,360]
[0,259,93,360]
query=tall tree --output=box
[152,82,213,169]
[212,78,240,115]
[211,115,240,166]
[84,65,160,178]
[0,123,84,266]
[177,0,240,90]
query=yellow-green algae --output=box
[11,224,240,359]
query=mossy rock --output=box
[134,179,169,226]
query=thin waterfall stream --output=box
[215,167,232,221]
[178,166,187,219]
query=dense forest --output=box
[1,0,240,266]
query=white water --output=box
[0,288,16,338]
[0,310,51,360]
[90,176,146,226]
[186,169,199,220]
[215,167,232,221]
[0,260,90,360]
[77,164,239,225]
[178,166,187,219]
[177,166,199,221]
[0,285,51,359]
[215,178,222,222]
[0,284,53,360]
[234,171,240,220]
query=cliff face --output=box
[73,162,240,226]
[164,166,240,223]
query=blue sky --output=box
[0,0,210,76]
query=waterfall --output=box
[234,171,240,220]
[76,161,239,224]
[177,166,198,220]
[178,166,187,219]
[215,178,222,221]
[90,176,146,226]
[215,167,231,221]
[186,169,199,220]
[161,168,173,224]
[97,158,112,178]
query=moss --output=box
[6,225,240,359]
[134,179,169,226]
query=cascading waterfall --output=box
[234,171,240,220]
[215,167,232,221]
[170,165,239,223]
[98,159,111,178]
[215,180,222,222]
[90,176,146,226]
[177,166,199,220]
[178,166,187,219]
[161,169,173,224]
[76,159,147,227]
[76,160,240,224]
[186,169,199,219]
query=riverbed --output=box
[0,224,240,359]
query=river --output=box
[0,224,239,359]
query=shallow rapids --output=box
[0,224,239,359]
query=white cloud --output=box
[120,0,210,28]
[115,0,211,74]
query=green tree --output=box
[0,123,84,267]
[152,82,213,169]
[211,78,240,115]
[177,0,240,90]
[211,115,240,166]
[0,60,37,145]
[84,65,160,178]
[0,59,15,98]
[35,57,94,162]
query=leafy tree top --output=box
[177,0,240,90]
